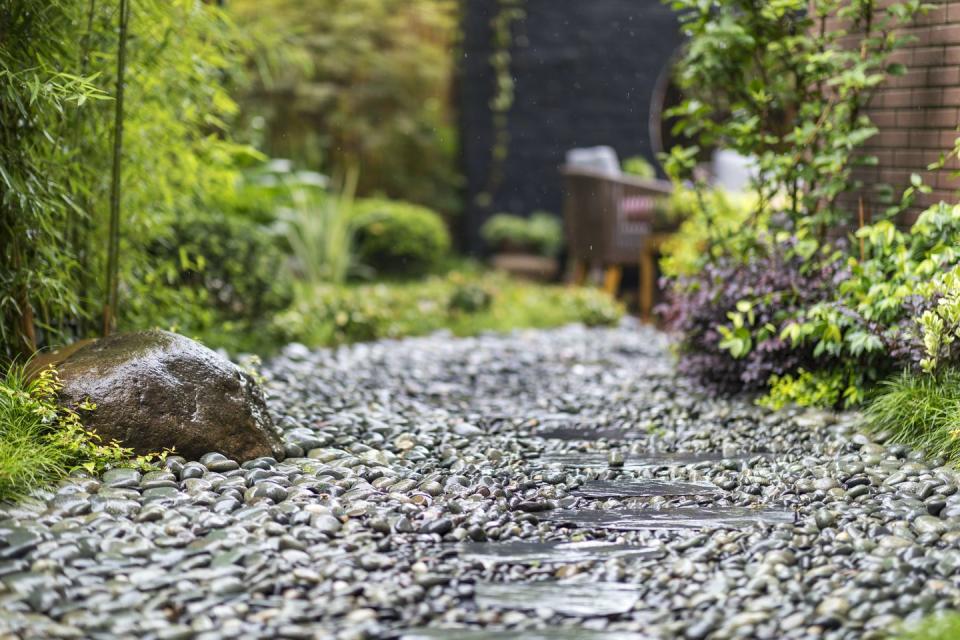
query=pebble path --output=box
[2,320,960,639]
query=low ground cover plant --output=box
[0,366,162,501]
[274,266,623,347]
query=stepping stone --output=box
[532,427,646,441]
[474,581,640,616]
[459,540,661,564]
[573,479,721,498]
[536,451,770,470]
[540,506,795,530]
[398,629,651,639]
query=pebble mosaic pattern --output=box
[1,321,959,639]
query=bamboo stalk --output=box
[103,0,129,337]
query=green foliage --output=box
[448,283,494,314]
[776,203,960,399]
[864,369,960,461]
[231,0,462,214]
[659,185,760,277]
[1,0,259,360]
[763,368,864,410]
[0,365,164,502]
[280,176,358,286]
[351,198,451,277]
[622,156,657,179]
[665,0,925,231]
[895,614,960,640]
[661,0,946,409]
[274,267,623,347]
[481,212,563,257]
[125,213,294,354]
[0,0,108,358]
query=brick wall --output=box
[850,1,960,221]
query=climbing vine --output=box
[475,0,525,208]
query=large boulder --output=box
[55,329,284,462]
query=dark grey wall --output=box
[458,0,682,252]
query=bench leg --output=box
[602,265,622,297]
[569,260,588,286]
[640,247,655,323]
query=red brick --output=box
[946,45,960,64]
[935,170,960,189]
[870,109,898,127]
[880,89,915,108]
[942,86,960,104]
[895,149,932,168]
[875,129,911,147]
[941,130,960,147]
[928,65,960,85]
[917,4,949,26]
[897,109,930,128]
[928,107,960,127]
[914,46,946,66]
[913,87,945,106]
[911,129,943,147]
[949,3,960,22]
[929,24,960,45]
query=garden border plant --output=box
[659,0,939,408]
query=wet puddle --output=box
[397,628,651,639]
[474,581,641,616]
[540,506,795,530]
[536,451,770,470]
[573,479,721,498]
[459,539,661,564]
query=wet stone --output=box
[459,540,662,565]
[532,427,647,442]
[102,468,142,489]
[536,451,771,470]
[540,506,796,530]
[399,630,651,640]
[474,581,641,616]
[573,479,721,498]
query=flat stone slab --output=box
[536,451,770,470]
[532,427,646,441]
[398,629,651,640]
[459,540,661,564]
[573,479,721,498]
[540,506,795,530]
[474,581,640,616]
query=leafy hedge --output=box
[351,198,451,277]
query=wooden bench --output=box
[561,165,673,321]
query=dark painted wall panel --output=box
[458,0,682,252]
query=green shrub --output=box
[351,198,451,277]
[659,185,759,278]
[622,156,656,179]
[0,366,163,502]
[122,214,292,354]
[481,212,563,257]
[448,282,494,314]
